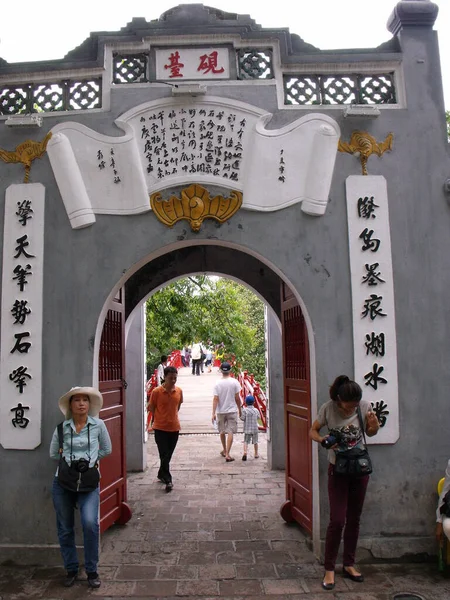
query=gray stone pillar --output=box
[125,305,146,471]
[266,308,284,470]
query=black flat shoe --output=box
[165,482,173,492]
[343,567,364,582]
[63,571,78,587]
[321,580,335,590]
[87,572,101,589]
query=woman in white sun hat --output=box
[49,386,112,590]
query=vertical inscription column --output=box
[0,183,45,449]
[346,175,399,444]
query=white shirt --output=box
[157,363,165,386]
[213,377,241,414]
[191,343,202,360]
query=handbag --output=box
[440,490,450,518]
[334,407,373,477]
[57,423,100,493]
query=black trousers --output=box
[192,359,201,375]
[153,429,179,484]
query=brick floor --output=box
[0,434,448,599]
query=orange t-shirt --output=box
[150,385,183,432]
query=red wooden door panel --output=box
[280,282,312,534]
[98,290,131,532]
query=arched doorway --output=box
[94,243,315,538]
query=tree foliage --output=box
[447,110,450,141]
[146,276,266,388]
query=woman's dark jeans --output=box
[324,464,369,571]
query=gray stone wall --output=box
[125,307,146,472]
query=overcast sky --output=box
[1,0,448,107]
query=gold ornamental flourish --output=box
[150,184,243,232]
[338,131,393,176]
[0,132,52,183]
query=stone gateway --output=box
[0,0,448,564]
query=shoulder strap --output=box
[57,423,64,454]
[357,406,368,448]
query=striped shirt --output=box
[240,406,259,434]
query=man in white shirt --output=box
[180,347,187,367]
[191,342,203,376]
[212,362,242,462]
[157,355,168,386]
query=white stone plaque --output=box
[155,48,229,80]
[346,175,399,444]
[48,97,340,228]
[0,184,44,449]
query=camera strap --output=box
[357,406,368,449]
[58,422,91,464]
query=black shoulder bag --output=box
[440,490,450,518]
[334,407,373,477]
[57,423,100,493]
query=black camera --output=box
[71,458,90,473]
[321,430,341,449]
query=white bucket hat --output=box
[58,386,103,419]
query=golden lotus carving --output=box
[338,131,393,176]
[150,184,243,232]
[0,132,52,183]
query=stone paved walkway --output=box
[1,434,449,599]
[174,366,223,434]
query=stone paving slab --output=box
[0,434,448,599]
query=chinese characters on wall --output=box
[96,148,122,184]
[346,176,399,443]
[1,184,44,449]
[155,48,229,80]
[278,149,286,183]
[138,105,248,184]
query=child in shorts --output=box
[240,395,260,461]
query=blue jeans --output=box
[52,478,100,574]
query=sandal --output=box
[225,457,235,462]
[220,451,226,457]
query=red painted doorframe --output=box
[98,289,132,532]
[280,282,313,534]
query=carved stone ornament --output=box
[338,131,393,176]
[0,132,52,183]
[150,184,243,232]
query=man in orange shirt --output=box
[148,366,183,492]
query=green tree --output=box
[145,276,266,387]
[235,286,266,386]
[446,110,450,140]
